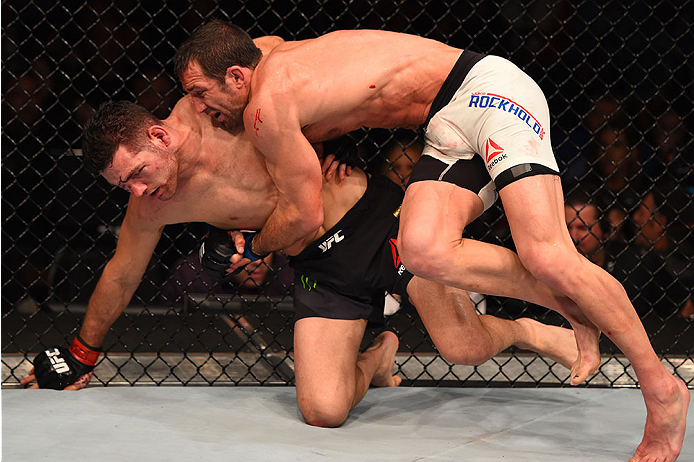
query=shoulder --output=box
[170,96,208,130]
[171,95,194,114]
[170,96,198,124]
[124,196,171,229]
[253,35,285,55]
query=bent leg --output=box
[399,181,600,382]
[499,174,689,462]
[293,317,400,428]
[406,277,578,371]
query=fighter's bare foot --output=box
[629,376,690,462]
[367,331,402,388]
[568,320,602,385]
[516,318,589,373]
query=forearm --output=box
[251,199,324,256]
[78,261,140,348]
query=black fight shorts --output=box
[290,176,414,324]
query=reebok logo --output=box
[318,230,345,253]
[485,138,508,171]
[46,348,70,374]
[389,238,407,275]
[389,238,401,268]
[485,138,504,162]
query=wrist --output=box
[242,232,270,261]
[69,335,101,367]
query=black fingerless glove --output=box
[33,336,100,389]
[199,227,236,279]
[327,136,359,168]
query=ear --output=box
[148,125,171,148]
[225,66,248,90]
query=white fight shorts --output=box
[410,51,559,211]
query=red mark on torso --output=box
[253,108,263,136]
[369,85,376,89]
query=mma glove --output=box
[199,228,270,279]
[199,227,236,279]
[329,136,359,168]
[33,336,100,389]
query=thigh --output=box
[293,317,367,402]
[399,180,484,242]
[498,174,573,249]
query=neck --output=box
[164,118,204,180]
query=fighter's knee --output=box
[398,231,453,281]
[298,397,350,428]
[516,242,574,284]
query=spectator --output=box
[628,188,694,320]
[162,250,293,306]
[582,126,647,241]
[380,134,423,190]
[229,252,293,298]
[565,188,693,319]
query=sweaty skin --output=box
[241,31,461,254]
[182,29,688,461]
[21,94,584,429]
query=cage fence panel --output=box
[2,0,692,388]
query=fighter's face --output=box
[564,203,604,259]
[181,61,246,130]
[102,144,179,201]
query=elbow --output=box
[299,207,323,235]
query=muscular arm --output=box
[244,96,324,255]
[79,204,164,348]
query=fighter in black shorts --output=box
[290,175,412,325]
[202,172,580,430]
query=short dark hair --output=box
[82,101,161,173]
[564,187,610,235]
[174,20,262,83]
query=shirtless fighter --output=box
[21,95,582,428]
[175,22,688,460]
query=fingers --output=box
[325,160,339,180]
[325,160,352,182]
[228,255,252,273]
[229,231,246,254]
[65,371,93,391]
[338,163,348,181]
[321,154,336,174]
[27,383,39,389]
[20,367,36,387]
[20,374,36,387]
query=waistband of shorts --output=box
[291,175,402,262]
[423,49,486,128]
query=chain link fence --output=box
[2,0,693,388]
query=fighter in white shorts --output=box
[410,50,560,208]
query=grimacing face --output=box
[101,144,179,201]
[180,61,246,130]
[565,203,604,259]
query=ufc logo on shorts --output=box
[45,348,70,374]
[318,230,345,253]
